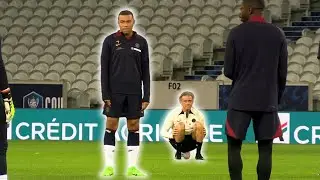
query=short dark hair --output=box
[118,10,134,18]
[179,91,194,100]
[243,0,265,10]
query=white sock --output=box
[127,146,139,167]
[103,145,115,167]
[0,174,7,180]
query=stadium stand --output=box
[0,0,320,108]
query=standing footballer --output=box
[224,0,288,180]
[0,38,15,180]
[100,10,150,177]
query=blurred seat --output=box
[24,0,37,9]
[153,43,170,56]
[0,16,13,27]
[24,25,38,35]
[71,53,86,64]
[150,15,166,27]
[162,25,178,37]
[202,5,217,18]
[218,5,233,18]
[80,34,95,47]
[38,53,54,65]
[94,7,108,19]
[58,16,73,28]
[29,70,44,81]
[44,44,60,56]
[181,15,197,27]
[39,0,52,9]
[5,63,18,74]
[286,72,300,82]
[75,44,91,56]
[197,15,214,27]
[296,37,313,47]
[60,44,75,56]
[55,53,70,65]
[194,24,210,37]
[71,80,88,92]
[293,44,309,56]
[8,25,23,36]
[128,0,143,9]
[34,34,49,47]
[166,15,182,27]
[49,62,65,74]
[178,24,194,37]
[288,63,303,74]
[76,70,92,83]
[146,25,162,36]
[158,33,174,48]
[24,53,39,65]
[74,16,89,28]
[49,34,65,46]
[300,72,317,84]
[87,53,99,65]
[44,71,60,81]
[20,7,33,19]
[185,5,202,18]
[4,35,18,47]
[14,44,28,56]
[154,6,170,18]
[53,0,67,9]
[68,0,81,9]
[85,26,100,37]
[213,14,230,28]
[290,53,306,65]
[5,7,18,18]
[8,54,23,65]
[83,0,97,9]
[81,62,97,74]
[113,0,128,7]
[13,71,29,81]
[39,25,53,37]
[34,62,50,74]
[43,15,58,27]
[303,63,320,74]
[64,7,79,19]
[49,6,63,18]
[174,0,189,8]
[2,44,13,56]
[190,0,205,8]
[66,62,81,74]
[170,5,185,18]
[144,0,158,9]
[159,0,174,7]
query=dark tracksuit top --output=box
[0,39,10,95]
[100,31,150,102]
[224,16,288,112]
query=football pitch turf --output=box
[6,140,320,179]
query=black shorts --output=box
[169,135,197,153]
[103,94,143,119]
[225,109,282,141]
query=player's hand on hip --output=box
[3,96,15,123]
[104,100,111,107]
[141,101,149,111]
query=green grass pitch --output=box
[7,140,320,179]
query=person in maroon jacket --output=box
[223,0,288,179]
